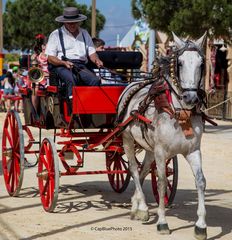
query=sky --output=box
[2,0,135,46]
[77,0,134,46]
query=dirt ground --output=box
[0,112,232,240]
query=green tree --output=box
[131,0,232,40]
[3,0,105,51]
[4,53,20,63]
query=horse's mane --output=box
[153,55,171,76]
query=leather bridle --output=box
[170,41,205,95]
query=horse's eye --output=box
[178,61,182,67]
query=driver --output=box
[45,7,103,102]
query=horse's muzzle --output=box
[182,91,199,105]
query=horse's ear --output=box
[172,32,185,49]
[195,32,207,49]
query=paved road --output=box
[0,112,232,240]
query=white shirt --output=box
[4,78,14,89]
[45,26,96,62]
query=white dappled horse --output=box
[117,32,207,240]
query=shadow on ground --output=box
[1,178,231,240]
[205,123,232,133]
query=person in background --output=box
[13,67,26,112]
[2,71,15,111]
[0,68,7,83]
[45,6,103,105]
[19,70,28,86]
[0,69,7,111]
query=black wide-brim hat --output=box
[55,7,87,23]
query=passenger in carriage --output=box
[92,38,122,85]
[45,7,103,102]
[31,34,49,83]
[30,34,49,118]
[92,37,105,52]
[92,38,109,82]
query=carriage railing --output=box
[96,67,155,84]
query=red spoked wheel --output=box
[151,156,178,207]
[2,110,24,196]
[106,152,131,193]
[38,138,59,212]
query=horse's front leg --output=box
[186,150,207,240]
[139,150,154,185]
[155,151,170,234]
[123,133,149,222]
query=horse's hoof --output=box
[130,210,149,222]
[130,211,136,220]
[157,224,170,235]
[194,226,207,240]
[136,210,150,222]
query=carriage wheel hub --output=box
[3,148,13,158]
[37,169,49,180]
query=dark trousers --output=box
[54,62,100,98]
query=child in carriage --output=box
[92,37,122,85]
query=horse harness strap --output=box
[175,110,194,137]
[58,28,66,58]
[138,78,175,118]
[138,79,195,138]
[118,81,194,138]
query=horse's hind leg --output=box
[186,150,207,240]
[123,133,149,222]
[155,150,170,235]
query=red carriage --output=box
[1,51,178,212]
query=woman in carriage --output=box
[31,33,49,84]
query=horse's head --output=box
[171,32,206,109]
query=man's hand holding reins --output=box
[63,60,74,69]
[95,58,103,68]
[47,55,74,69]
